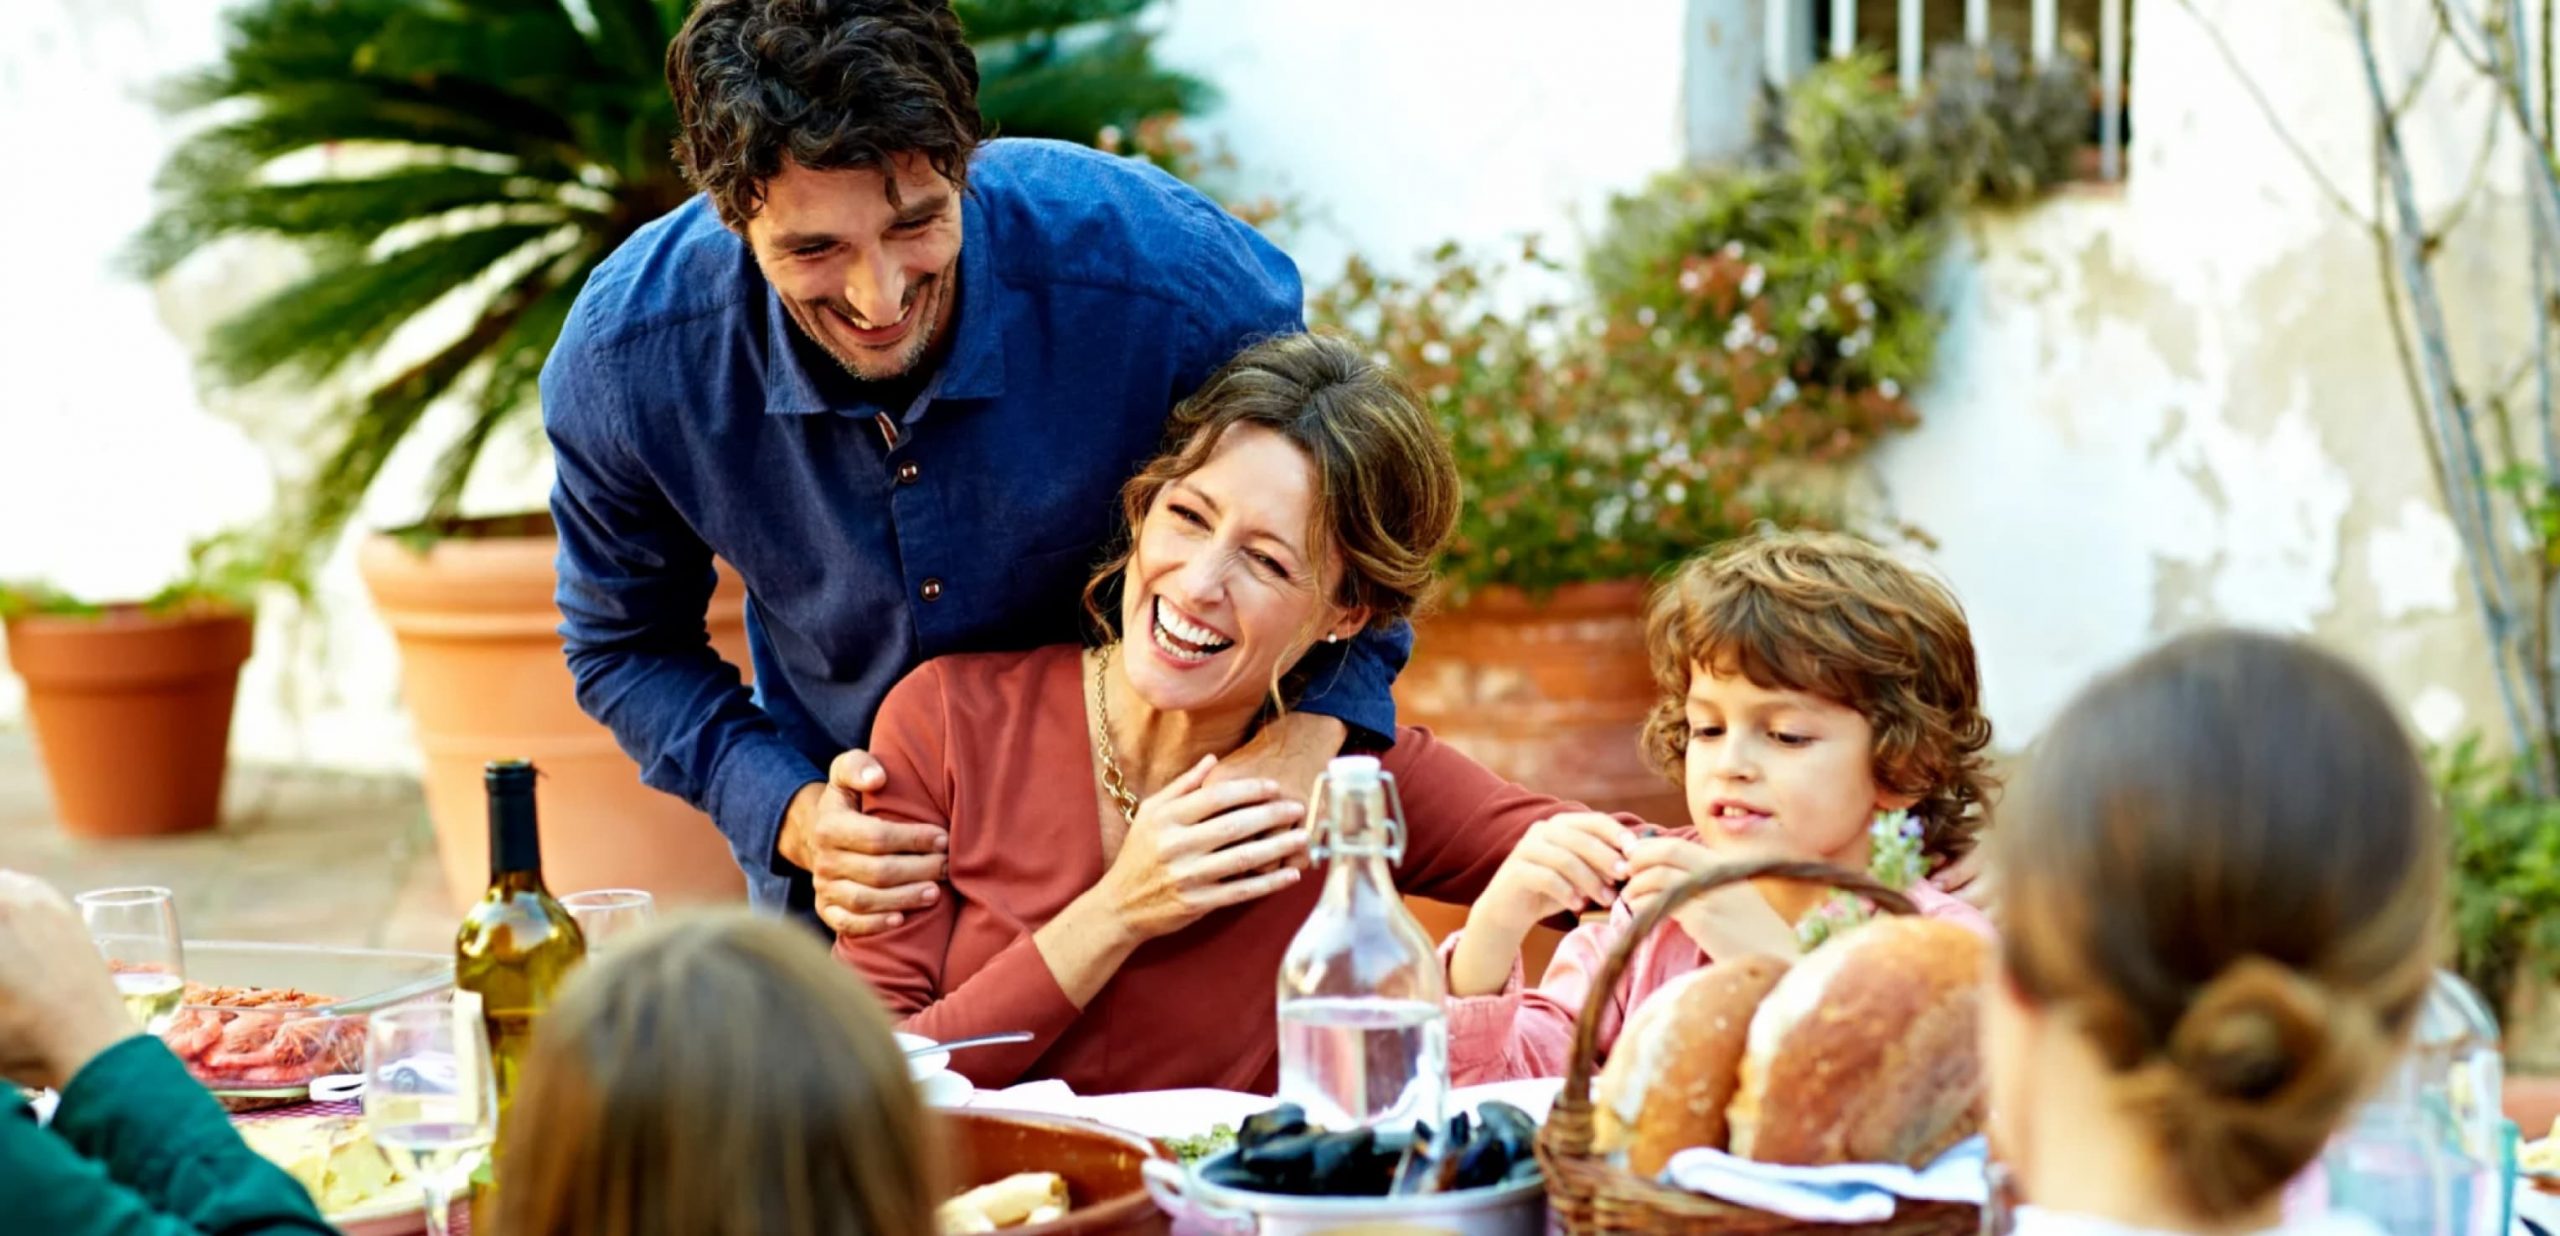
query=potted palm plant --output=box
[134,0,1215,909]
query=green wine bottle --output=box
[454,759,585,1128]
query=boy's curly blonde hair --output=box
[1640,528,1995,863]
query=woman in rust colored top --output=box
[833,333,1638,1094]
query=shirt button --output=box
[896,461,920,485]
[920,578,944,602]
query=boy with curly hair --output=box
[1446,529,1996,1083]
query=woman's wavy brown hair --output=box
[668,0,983,229]
[1639,528,1993,863]
[1082,331,1460,680]
[1996,630,2443,1221]
[492,912,942,1236]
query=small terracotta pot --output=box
[359,518,750,912]
[5,605,253,836]
[1393,579,1681,982]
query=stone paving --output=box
[0,731,455,953]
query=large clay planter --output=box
[1393,579,1682,983]
[359,518,750,912]
[4,605,253,836]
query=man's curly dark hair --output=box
[667,0,984,229]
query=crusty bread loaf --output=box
[1726,916,1989,1168]
[1592,955,1792,1176]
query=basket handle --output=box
[1543,857,1916,1160]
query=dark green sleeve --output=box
[0,1036,336,1235]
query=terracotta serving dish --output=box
[944,1108,1170,1235]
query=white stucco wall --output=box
[1874,0,2513,748]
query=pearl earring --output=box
[1326,634,1339,644]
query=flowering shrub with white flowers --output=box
[1311,235,1913,599]
[1309,52,2080,601]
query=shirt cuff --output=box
[1440,930,1530,1082]
[704,735,826,902]
[1295,695,1396,752]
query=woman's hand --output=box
[1090,755,1309,944]
[1620,837,1801,962]
[1448,813,1635,996]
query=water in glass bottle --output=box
[1275,755,1449,1132]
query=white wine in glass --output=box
[114,972,187,1029]
[364,1003,496,1236]
[76,887,186,1033]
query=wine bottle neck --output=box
[487,790,545,883]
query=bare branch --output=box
[2349,0,2551,790]
[2393,17,2454,119]
[2170,0,2374,223]
[2425,87,2517,243]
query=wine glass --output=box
[75,886,186,1033]
[364,1004,496,1236]
[560,888,654,954]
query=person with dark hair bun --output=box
[1987,630,2444,1236]
[547,0,1413,935]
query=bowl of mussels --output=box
[1140,1101,1544,1236]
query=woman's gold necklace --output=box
[1090,644,1141,826]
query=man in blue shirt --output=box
[542,0,1405,934]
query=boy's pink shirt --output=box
[1442,829,1996,1085]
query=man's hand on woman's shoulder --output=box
[787,750,951,939]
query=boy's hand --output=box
[1621,837,1801,961]
[1476,813,1636,933]
[1930,846,1997,911]
[1447,813,1634,997]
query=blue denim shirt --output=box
[542,139,1408,916]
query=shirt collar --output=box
[760,183,1007,418]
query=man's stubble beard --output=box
[803,259,955,383]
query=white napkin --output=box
[1662,1136,1990,1222]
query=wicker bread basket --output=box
[1534,856,1981,1236]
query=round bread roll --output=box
[1726,916,1988,1168]
[1592,954,1792,1176]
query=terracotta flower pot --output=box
[5,605,253,836]
[1393,579,1683,981]
[2509,1073,2560,1139]
[358,518,749,912]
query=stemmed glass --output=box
[75,887,186,1033]
[561,888,655,955]
[363,1004,496,1236]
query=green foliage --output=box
[1312,235,1906,599]
[139,0,1219,580]
[1311,49,2087,598]
[1916,39,2096,208]
[0,531,274,622]
[959,0,1210,144]
[2440,737,2560,1019]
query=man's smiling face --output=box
[742,153,962,382]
